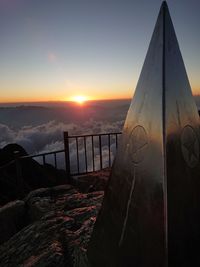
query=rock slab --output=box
[0,184,104,267]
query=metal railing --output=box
[0,132,122,183]
[22,149,65,170]
[64,132,122,176]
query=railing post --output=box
[64,131,71,179]
[108,134,111,167]
[92,135,95,171]
[99,135,103,170]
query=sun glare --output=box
[71,95,87,104]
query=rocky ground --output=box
[0,169,110,267]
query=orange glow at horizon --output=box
[1,85,200,104]
[0,94,131,104]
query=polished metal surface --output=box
[88,1,200,267]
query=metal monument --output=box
[88,1,200,266]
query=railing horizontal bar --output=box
[21,149,65,159]
[67,132,122,138]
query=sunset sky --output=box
[0,0,200,103]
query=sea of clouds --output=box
[0,119,124,172]
[0,100,128,172]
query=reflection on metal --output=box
[130,126,148,164]
[181,126,199,168]
[88,1,200,266]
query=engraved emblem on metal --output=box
[181,125,199,168]
[129,125,148,164]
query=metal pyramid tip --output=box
[161,1,168,9]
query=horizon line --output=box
[2,94,200,105]
[0,97,133,105]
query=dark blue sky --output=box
[0,0,199,102]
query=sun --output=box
[71,95,87,104]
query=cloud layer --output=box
[0,119,123,173]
